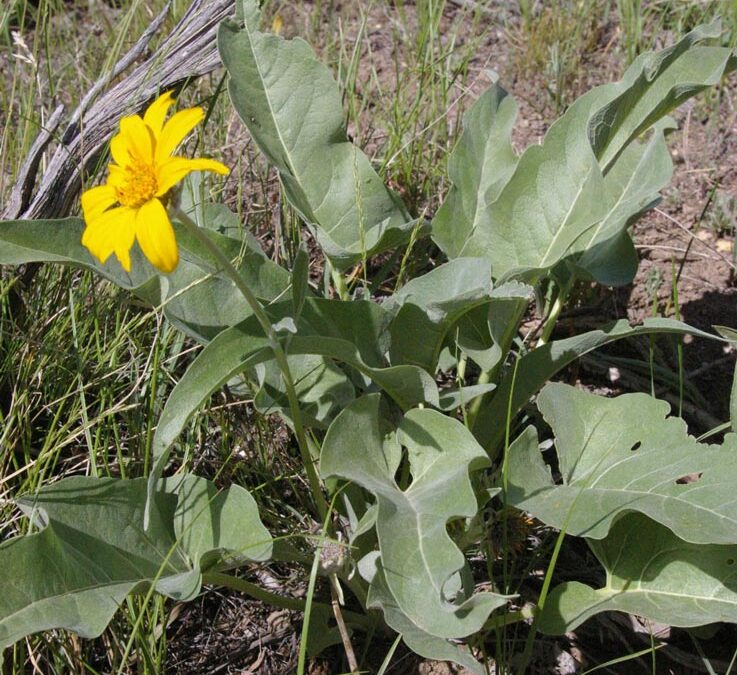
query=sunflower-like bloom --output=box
[81,91,229,273]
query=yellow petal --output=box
[109,133,130,167]
[106,164,126,189]
[155,107,204,165]
[143,91,176,139]
[81,205,136,271]
[119,114,154,164]
[155,156,230,196]
[81,184,117,220]
[135,198,179,273]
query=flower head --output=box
[81,91,229,273]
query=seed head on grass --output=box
[81,91,229,273]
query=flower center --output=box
[114,161,158,208]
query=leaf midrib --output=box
[241,27,311,221]
[534,484,737,537]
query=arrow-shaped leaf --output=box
[1,474,271,651]
[434,23,735,281]
[508,383,737,544]
[539,512,737,634]
[321,395,508,638]
[218,4,415,270]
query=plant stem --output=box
[466,298,528,433]
[205,571,374,629]
[465,368,491,428]
[328,258,350,300]
[204,571,307,611]
[537,278,572,347]
[173,208,328,521]
[481,604,536,630]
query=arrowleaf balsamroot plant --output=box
[1,2,737,672]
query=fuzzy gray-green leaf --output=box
[321,395,508,638]
[1,475,271,651]
[431,83,518,259]
[152,299,437,469]
[367,560,485,674]
[508,383,737,544]
[386,257,494,370]
[218,9,414,270]
[437,24,735,281]
[539,513,737,634]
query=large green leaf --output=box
[590,21,736,171]
[431,83,518,260]
[0,216,290,342]
[218,4,415,270]
[1,474,271,651]
[152,298,437,470]
[539,513,737,634]
[433,23,735,281]
[252,353,355,428]
[507,383,737,544]
[385,258,494,370]
[574,119,673,285]
[471,317,725,451]
[456,280,533,372]
[321,395,508,638]
[366,559,485,674]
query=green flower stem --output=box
[174,208,328,521]
[466,299,528,432]
[537,277,572,347]
[204,571,373,629]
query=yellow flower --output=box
[81,91,229,273]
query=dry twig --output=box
[3,0,233,222]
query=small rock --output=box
[717,239,733,253]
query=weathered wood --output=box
[3,0,234,221]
